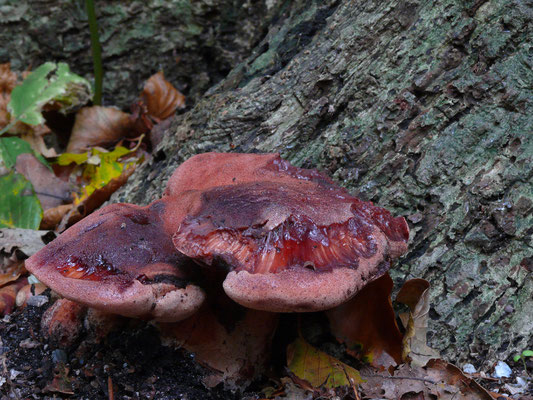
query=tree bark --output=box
[114,0,533,370]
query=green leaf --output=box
[522,350,533,357]
[0,172,42,229]
[7,62,90,126]
[0,137,49,169]
[287,338,364,389]
[514,355,522,362]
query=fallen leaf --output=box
[0,277,27,316]
[55,167,135,232]
[159,303,277,390]
[41,204,73,230]
[287,337,364,389]
[0,260,24,287]
[66,106,134,153]
[0,228,56,258]
[0,136,48,169]
[20,131,56,157]
[0,63,18,94]
[326,273,403,368]
[425,359,493,399]
[397,279,440,366]
[0,63,18,129]
[15,153,71,210]
[8,62,90,126]
[140,71,185,120]
[360,361,492,400]
[0,172,42,229]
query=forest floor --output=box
[1,288,532,399]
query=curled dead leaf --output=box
[326,274,403,369]
[41,204,73,230]
[0,277,27,316]
[141,71,185,120]
[397,279,440,367]
[66,106,134,153]
[0,63,18,93]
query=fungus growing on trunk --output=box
[25,199,205,322]
[172,154,409,312]
[24,152,409,389]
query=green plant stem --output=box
[0,121,16,136]
[85,0,103,105]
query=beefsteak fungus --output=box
[25,200,205,322]
[171,153,409,312]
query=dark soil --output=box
[0,292,255,399]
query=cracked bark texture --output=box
[113,0,533,369]
[0,0,279,108]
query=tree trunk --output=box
[114,0,533,370]
[0,0,279,108]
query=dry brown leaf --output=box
[20,131,56,157]
[397,279,440,367]
[326,273,403,368]
[15,153,72,210]
[141,71,185,120]
[0,261,25,288]
[360,361,492,400]
[0,93,11,128]
[41,204,73,230]
[0,63,18,93]
[0,63,19,129]
[425,359,493,399]
[159,302,277,389]
[0,277,27,316]
[66,106,134,153]
[0,228,56,259]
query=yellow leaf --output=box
[287,338,364,389]
[56,152,89,165]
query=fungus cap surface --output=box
[173,177,409,312]
[25,200,205,322]
[165,152,343,197]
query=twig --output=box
[107,376,114,400]
[361,373,437,385]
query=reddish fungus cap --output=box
[172,155,409,312]
[25,199,205,322]
[165,152,343,197]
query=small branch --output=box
[361,373,437,385]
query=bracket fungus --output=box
[25,200,205,322]
[171,153,409,312]
[24,152,409,386]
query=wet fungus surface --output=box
[25,200,205,322]
[171,153,409,312]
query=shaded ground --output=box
[0,292,255,399]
